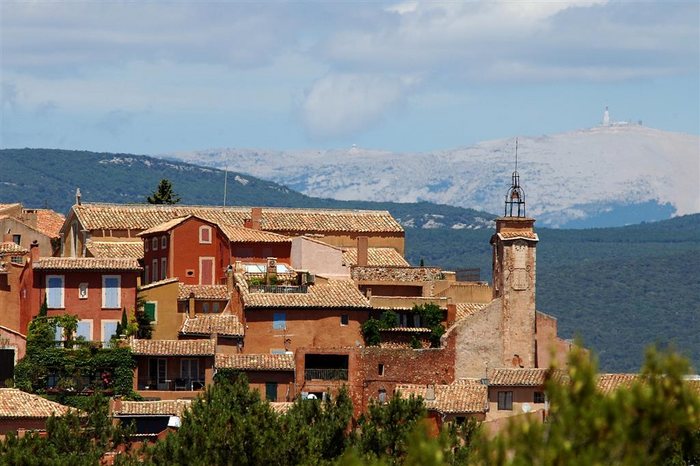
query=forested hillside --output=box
[406,215,700,372]
[1,148,697,372]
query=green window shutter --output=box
[144,302,156,322]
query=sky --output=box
[1,1,698,155]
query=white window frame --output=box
[78,282,89,300]
[76,319,93,342]
[161,257,167,280]
[161,236,167,249]
[102,275,121,309]
[144,238,149,252]
[199,225,212,244]
[198,256,215,285]
[151,237,158,251]
[101,319,120,345]
[46,274,65,309]
[152,259,158,283]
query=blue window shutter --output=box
[47,276,63,308]
[76,321,91,341]
[103,321,118,344]
[273,312,286,330]
[55,325,63,342]
[104,277,120,308]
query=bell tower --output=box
[491,140,538,368]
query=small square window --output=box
[498,391,513,410]
[12,234,21,245]
[161,236,167,249]
[534,392,546,404]
[340,314,349,326]
[199,226,212,244]
[378,364,385,376]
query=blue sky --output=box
[1,1,698,155]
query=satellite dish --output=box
[306,393,317,400]
[522,403,532,413]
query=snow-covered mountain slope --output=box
[165,125,700,228]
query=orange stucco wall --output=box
[242,308,369,354]
[231,242,291,265]
[0,262,24,332]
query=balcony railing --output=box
[304,368,348,381]
[137,377,206,391]
[249,284,308,294]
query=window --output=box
[413,314,421,328]
[149,358,167,389]
[144,302,156,322]
[534,391,546,404]
[151,237,158,251]
[152,259,158,283]
[273,312,286,330]
[202,302,210,313]
[54,325,64,343]
[10,256,23,264]
[144,239,149,252]
[498,391,513,410]
[266,382,278,401]
[181,359,199,381]
[378,364,385,376]
[144,265,150,285]
[12,234,20,245]
[340,314,349,326]
[46,275,64,308]
[378,389,387,403]
[102,320,119,345]
[102,275,121,308]
[212,302,220,313]
[199,225,212,244]
[161,257,167,280]
[76,320,93,341]
[161,236,167,249]
[78,282,88,300]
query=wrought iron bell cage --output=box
[504,170,526,217]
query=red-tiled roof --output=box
[489,368,550,386]
[342,248,409,267]
[219,224,291,243]
[71,203,403,234]
[215,353,295,371]
[270,402,294,413]
[496,231,539,241]
[379,327,432,333]
[33,257,142,271]
[396,379,488,414]
[139,277,179,291]
[455,302,489,321]
[178,284,229,300]
[596,374,639,394]
[351,266,443,282]
[238,275,370,309]
[114,400,192,417]
[33,209,65,238]
[0,242,28,256]
[129,338,215,356]
[180,313,244,337]
[0,389,73,418]
[86,239,143,258]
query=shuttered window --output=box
[144,302,156,322]
[46,275,64,308]
[76,320,92,341]
[102,275,121,308]
[102,321,119,344]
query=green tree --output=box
[146,179,181,205]
[413,304,445,348]
[362,318,381,346]
[39,295,48,317]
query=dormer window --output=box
[199,226,212,244]
[151,237,158,251]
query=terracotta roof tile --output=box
[497,231,539,241]
[180,313,244,337]
[215,353,294,371]
[0,389,73,418]
[379,327,432,333]
[138,277,179,291]
[596,374,639,394]
[33,257,142,271]
[270,402,294,413]
[455,303,488,321]
[86,239,143,258]
[396,379,488,414]
[342,247,409,267]
[489,368,550,386]
[33,209,65,238]
[129,338,215,356]
[0,242,28,256]
[0,204,21,214]
[72,203,403,233]
[178,284,229,300]
[219,224,291,243]
[351,266,443,282]
[114,400,192,417]
[238,274,370,309]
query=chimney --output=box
[446,303,457,326]
[266,257,277,285]
[75,188,82,206]
[250,207,262,230]
[30,240,40,262]
[188,292,196,318]
[225,265,234,293]
[357,236,368,267]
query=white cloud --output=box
[301,73,418,139]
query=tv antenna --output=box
[223,165,228,207]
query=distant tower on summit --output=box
[603,106,611,126]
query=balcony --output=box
[248,284,308,294]
[304,368,348,381]
[137,377,206,391]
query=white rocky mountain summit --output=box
[166,124,699,228]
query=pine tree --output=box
[39,296,48,317]
[147,179,181,204]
